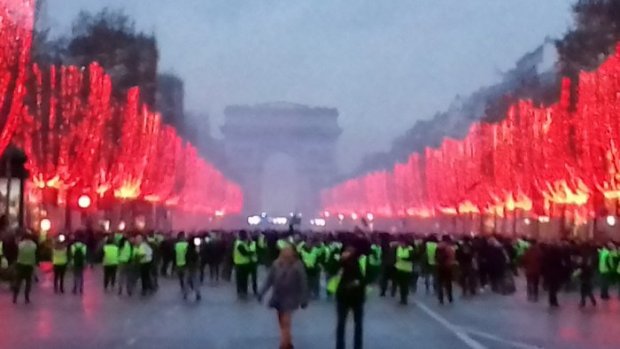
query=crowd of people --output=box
[1,227,620,349]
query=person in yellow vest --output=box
[174,232,190,297]
[395,238,415,305]
[424,237,439,294]
[117,236,133,296]
[367,238,382,284]
[135,234,154,296]
[300,239,322,299]
[102,236,120,291]
[248,236,259,295]
[52,234,69,294]
[0,239,6,270]
[233,230,252,299]
[599,242,614,300]
[12,233,38,304]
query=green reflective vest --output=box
[248,241,258,263]
[301,247,320,269]
[326,256,368,295]
[359,255,367,276]
[277,239,290,250]
[17,240,37,266]
[52,246,68,265]
[258,235,267,249]
[426,242,438,266]
[137,243,152,264]
[369,244,382,266]
[395,245,414,273]
[599,248,611,274]
[175,241,189,267]
[0,241,4,268]
[233,240,250,265]
[103,244,120,266]
[119,242,132,263]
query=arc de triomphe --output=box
[221,103,341,216]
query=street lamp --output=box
[40,218,52,232]
[77,195,92,209]
[606,215,616,227]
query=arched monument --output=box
[221,102,341,216]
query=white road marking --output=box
[414,301,487,349]
[461,327,544,349]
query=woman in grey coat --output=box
[258,246,309,349]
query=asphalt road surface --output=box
[0,268,618,349]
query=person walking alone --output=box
[174,232,189,298]
[258,246,308,349]
[12,233,37,304]
[234,231,252,299]
[185,237,202,301]
[335,245,367,349]
[394,238,414,305]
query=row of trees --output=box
[1,0,242,216]
[322,44,620,226]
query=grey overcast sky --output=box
[46,0,574,173]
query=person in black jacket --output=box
[542,243,563,307]
[336,244,366,349]
[185,237,202,301]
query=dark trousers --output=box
[209,263,220,282]
[336,301,364,349]
[150,261,159,290]
[424,265,436,293]
[600,273,611,299]
[547,278,560,307]
[410,272,420,294]
[307,268,320,298]
[526,274,540,301]
[53,265,67,293]
[72,267,84,294]
[178,266,187,293]
[580,281,596,306]
[235,264,250,297]
[395,270,412,304]
[379,266,396,297]
[103,265,118,290]
[161,257,172,276]
[459,266,476,297]
[140,263,152,295]
[12,264,34,303]
[249,263,258,295]
[437,268,453,304]
[200,262,207,283]
[367,265,381,284]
